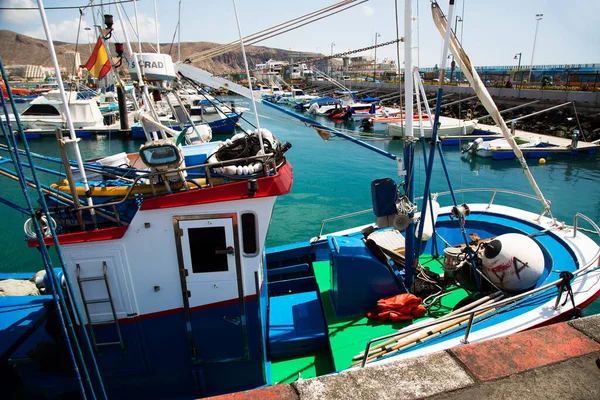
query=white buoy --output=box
[415,199,440,240]
[480,233,545,292]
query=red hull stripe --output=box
[140,161,294,211]
[27,225,129,248]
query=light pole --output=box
[450,17,462,82]
[329,42,335,76]
[528,13,543,84]
[373,32,381,82]
[514,52,522,89]
[84,27,92,54]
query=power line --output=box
[0,0,137,11]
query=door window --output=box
[188,226,228,274]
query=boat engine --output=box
[461,137,483,154]
[360,117,374,131]
[478,233,545,293]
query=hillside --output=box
[0,30,320,75]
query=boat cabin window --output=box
[22,104,60,116]
[188,226,228,273]
[140,144,181,166]
[241,213,258,256]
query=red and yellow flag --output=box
[83,37,111,79]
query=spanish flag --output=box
[83,37,111,79]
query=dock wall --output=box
[205,314,600,400]
[310,81,600,109]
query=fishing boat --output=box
[1,1,599,400]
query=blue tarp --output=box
[359,97,381,103]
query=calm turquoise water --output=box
[1,98,599,315]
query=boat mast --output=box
[232,0,266,154]
[178,0,182,63]
[153,0,160,53]
[36,0,97,227]
[403,0,416,285]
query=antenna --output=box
[232,0,266,155]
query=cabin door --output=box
[174,214,248,363]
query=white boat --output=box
[388,115,477,138]
[462,136,542,158]
[1,90,104,132]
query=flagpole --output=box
[36,0,97,226]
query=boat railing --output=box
[357,202,600,368]
[318,188,544,238]
[73,153,280,216]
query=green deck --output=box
[269,255,471,382]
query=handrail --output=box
[358,206,600,368]
[317,188,541,237]
[70,153,279,213]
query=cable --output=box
[0,0,136,10]
[187,0,360,62]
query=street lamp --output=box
[84,27,93,54]
[527,13,543,84]
[329,42,335,76]
[373,32,381,82]
[514,52,522,89]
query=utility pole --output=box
[528,13,543,84]
[373,33,381,82]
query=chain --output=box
[214,38,403,77]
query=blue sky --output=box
[1,0,599,68]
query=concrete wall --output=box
[310,81,600,106]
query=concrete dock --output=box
[205,314,600,400]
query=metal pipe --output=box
[36,0,97,226]
[476,100,540,121]
[511,101,571,123]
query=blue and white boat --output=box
[1,2,599,400]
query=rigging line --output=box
[70,9,85,103]
[0,0,136,10]
[120,2,155,53]
[192,0,355,60]
[168,22,180,57]
[218,39,401,77]
[186,0,358,61]
[194,0,369,61]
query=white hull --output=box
[388,116,476,138]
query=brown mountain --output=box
[0,30,321,75]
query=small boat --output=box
[462,136,543,158]
[360,113,430,133]
[388,115,477,138]
[1,90,104,135]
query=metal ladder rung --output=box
[90,320,116,326]
[85,298,111,304]
[76,262,126,352]
[78,276,105,282]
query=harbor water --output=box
[1,97,599,316]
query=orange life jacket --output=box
[367,293,427,322]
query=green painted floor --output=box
[269,254,472,382]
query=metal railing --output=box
[356,189,600,368]
[317,188,542,238]
[67,153,280,215]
